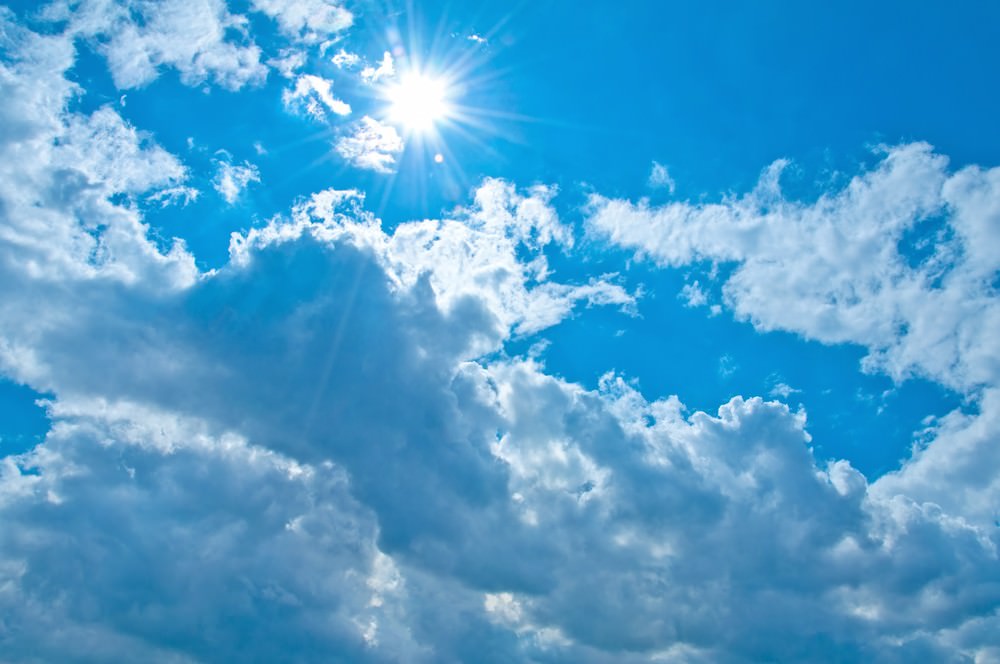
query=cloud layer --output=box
[1,5,999,663]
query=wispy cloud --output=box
[283,74,351,120]
[648,160,675,193]
[361,51,394,84]
[212,155,260,203]
[335,116,403,172]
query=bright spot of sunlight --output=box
[386,72,451,132]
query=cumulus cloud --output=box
[41,0,267,90]
[283,73,351,120]
[361,51,395,84]
[332,48,361,69]
[250,0,353,45]
[0,13,195,288]
[335,116,404,172]
[212,155,260,204]
[2,11,1000,664]
[587,142,1000,539]
[588,143,1000,395]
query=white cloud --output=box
[679,279,710,308]
[335,116,403,172]
[332,48,361,69]
[251,0,353,44]
[212,156,260,204]
[146,185,200,208]
[0,14,195,288]
[588,143,1000,395]
[769,381,802,400]
[361,51,395,84]
[466,178,574,249]
[283,74,351,120]
[3,13,1000,663]
[42,0,267,90]
[648,160,676,193]
[268,47,307,78]
[873,386,1000,526]
[588,142,1000,537]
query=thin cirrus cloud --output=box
[1,3,999,664]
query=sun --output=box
[385,72,451,133]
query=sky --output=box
[0,0,998,661]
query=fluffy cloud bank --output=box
[41,0,268,90]
[1,6,999,664]
[586,144,1000,535]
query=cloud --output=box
[0,404,407,662]
[2,11,1000,664]
[718,353,738,379]
[648,161,676,193]
[0,13,195,288]
[588,141,1000,538]
[211,156,260,204]
[250,0,353,44]
[146,185,200,208]
[335,116,404,172]
[769,381,802,400]
[332,48,361,69]
[41,0,267,90]
[283,74,351,120]
[361,51,395,84]
[873,386,1000,527]
[679,280,711,308]
[588,143,1000,395]
[267,47,307,78]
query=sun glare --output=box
[386,73,451,132]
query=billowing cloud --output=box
[41,0,267,90]
[588,143,1000,395]
[250,0,353,45]
[2,8,1000,664]
[587,141,1000,542]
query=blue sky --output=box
[1,1,999,661]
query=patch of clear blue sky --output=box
[4,0,995,476]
